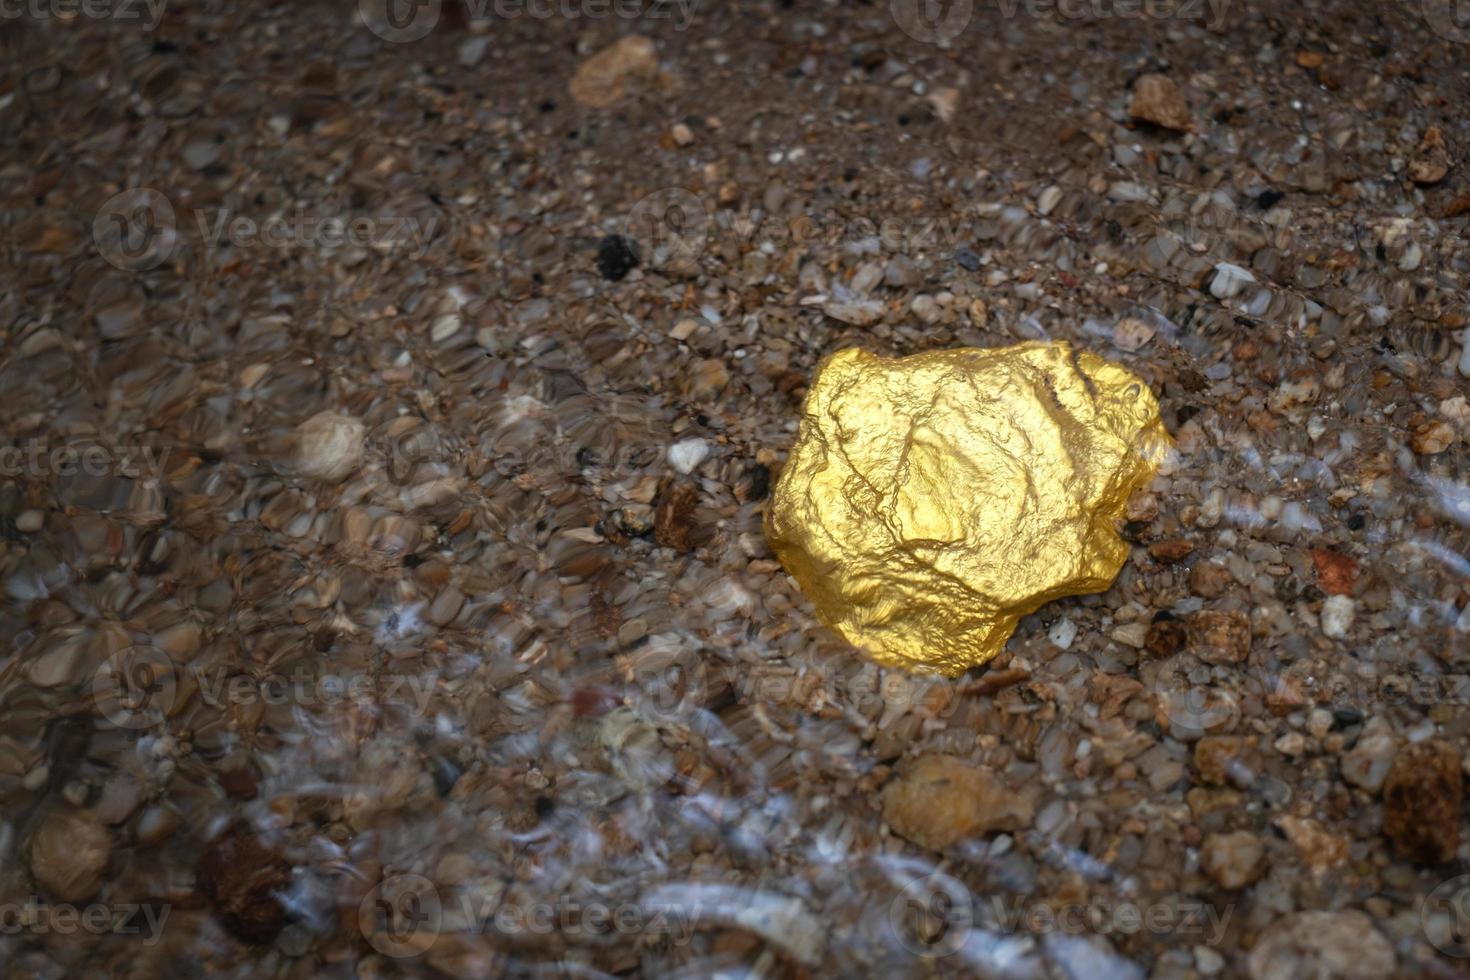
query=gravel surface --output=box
[2,1,1470,977]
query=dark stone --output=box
[596,235,639,281]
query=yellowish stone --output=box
[766,341,1171,675]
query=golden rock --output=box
[765,341,1171,675]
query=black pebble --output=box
[954,248,981,271]
[596,235,639,281]
[1254,189,1285,210]
[1347,512,1365,531]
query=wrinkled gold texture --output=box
[766,341,1171,675]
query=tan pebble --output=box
[1128,73,1191,132]
[881,753,1038,850]
[296,411,365,483]
[30,810,112,902]
[569,36,658,109]
[1188,609,1251,664]
[1200,830,1264,889]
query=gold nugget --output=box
[766,341,1171,675]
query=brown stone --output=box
[569,36,659,109]
[1194,736,1252,786]
[1128,74,1191,132]
[1275,815,1348,874]
[1200,830,1264,890]
[1148,538,1195,563]
[1144,618,1187,657]
[1189,560,1233,598]
[29,809,112,902]
[1382,739,1462,864]
[654,480,699,551]
[881,753,1037,851]
[1408,126,1451,185]
[196,825,293,943]
[1188,610,1251,664]
[1310,549,1358,596]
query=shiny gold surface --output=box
[766,341,1171,675]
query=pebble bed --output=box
[2,1,1469,977]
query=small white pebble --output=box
[15,510,43,533]
[1320,595,1355,639]
[296,411,365,483]
[1111,622,1149,649]
[1049,618,1077,650]
[668,438,710,475]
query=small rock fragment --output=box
[881,753,1037,850]
[1200,831,1264,890]
[1411,418,1455,455]
[667,437,710,474]
[569,35,659,108]
[1194,736,1252,786]
[596,234,640,281]
[1247,911,1394,980]
[1319,595,1354,639]
[1382,739,1462,864]
[1340,718,1398,793]
[196,825,292,943]
[1049,618,1078,650]
[1112,316,1156,352]
[1210,262,1256,299]
[1274,815,1348,874]
[654,480,699,551]
[296,411,365,483]
[822,297,885,326]
[29,809,112,902]
[1188,610,1250,664]
[1144,618,1187,657]
[1310,549,1357,596]
[1189,560,1233,598]
[1128,74,1191,132]
[1408,127,1451,185]
[1148,538,1194,563]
